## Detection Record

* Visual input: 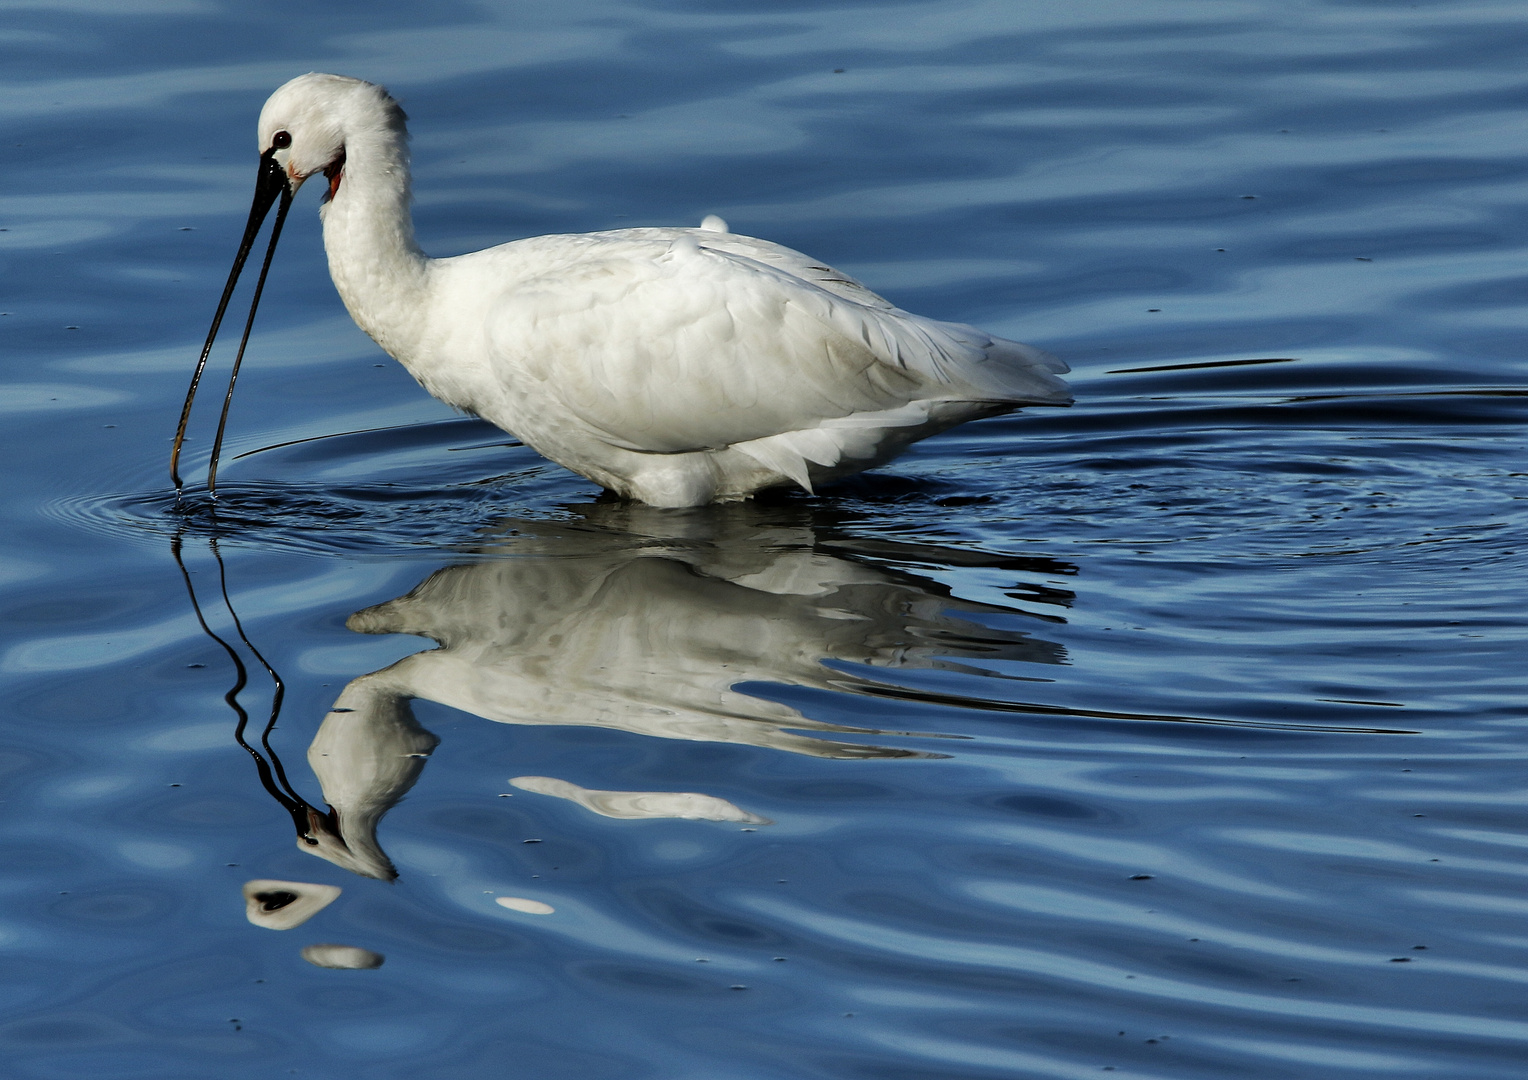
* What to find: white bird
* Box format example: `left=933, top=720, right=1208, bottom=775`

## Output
left=173, top=73, right=1070, bottom=508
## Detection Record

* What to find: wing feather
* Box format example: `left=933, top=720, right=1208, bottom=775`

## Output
left=482, top=229, right=1067, bottom=457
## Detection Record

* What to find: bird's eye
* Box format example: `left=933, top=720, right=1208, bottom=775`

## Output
left=271, top=130, right=292, bottom=150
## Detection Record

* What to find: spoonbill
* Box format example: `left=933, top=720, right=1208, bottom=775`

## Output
left=173, top=73, right=1070, bottom=507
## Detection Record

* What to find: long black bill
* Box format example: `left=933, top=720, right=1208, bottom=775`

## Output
left=170, top=148, right=293, bottom=493
left=206, top=183, right=292, bottom=494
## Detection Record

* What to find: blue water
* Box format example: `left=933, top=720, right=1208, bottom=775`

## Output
left=3, top=1, right=1528, bottom=1076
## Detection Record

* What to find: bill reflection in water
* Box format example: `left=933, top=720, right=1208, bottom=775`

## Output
left=184, top=504, right=1070, bottom=882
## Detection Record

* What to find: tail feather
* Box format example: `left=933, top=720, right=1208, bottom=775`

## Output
left=848, top=302, right=1071, bottom=406
left=975, top=333, right=1072, bottom=403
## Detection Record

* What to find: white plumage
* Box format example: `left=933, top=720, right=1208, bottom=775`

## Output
left=232, top=73, right=1070, bottom=507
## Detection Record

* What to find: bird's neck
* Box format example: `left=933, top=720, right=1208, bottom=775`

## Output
left=319, top=128, right=431, bottom=363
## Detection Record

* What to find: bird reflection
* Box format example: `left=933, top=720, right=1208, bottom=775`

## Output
left=181, top=502, right=1072, bottom=880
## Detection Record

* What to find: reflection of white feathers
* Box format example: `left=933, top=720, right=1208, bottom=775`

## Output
left=342, top=510, right=1061, bottom=759
left=301, top=944, right=384, bottom=969
left=510, top=776, right=770, bottom=824
left=242, top=878, right=341, bottom=930
left=297, top=504, right=1065, bottom=879
left=302, top=678, right=438, bottom=880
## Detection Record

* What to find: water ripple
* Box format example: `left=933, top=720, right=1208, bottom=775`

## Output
left=3, top=1, right=1528, bottom=1077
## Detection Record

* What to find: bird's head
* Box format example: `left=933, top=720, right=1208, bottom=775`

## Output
left=257, top=72, right=402, bottom=200
left=169, top=72, right=406, bottom=493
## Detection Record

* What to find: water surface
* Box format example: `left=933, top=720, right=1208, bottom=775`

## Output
left=3, top=1, right=1527, bottom=1077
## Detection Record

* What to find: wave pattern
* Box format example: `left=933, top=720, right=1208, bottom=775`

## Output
left=1, top=1, right=1527, bottom=1078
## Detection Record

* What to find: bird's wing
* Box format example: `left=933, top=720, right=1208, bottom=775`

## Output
left=651, top=229, right=1065, bottom=381
left=483, top=231, right=1067, bottom=456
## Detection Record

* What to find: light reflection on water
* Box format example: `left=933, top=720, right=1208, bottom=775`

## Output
left=2, top=1, right=1528, bottom=1077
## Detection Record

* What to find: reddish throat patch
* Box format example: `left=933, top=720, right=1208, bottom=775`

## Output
left=323, top=151, right=345, bottom=202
